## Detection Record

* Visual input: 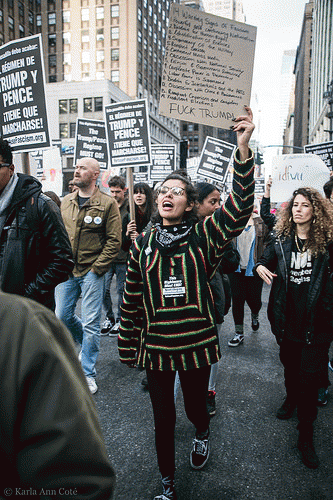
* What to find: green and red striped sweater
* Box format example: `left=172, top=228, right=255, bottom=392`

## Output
left=118, top=150, right=255, bottom=371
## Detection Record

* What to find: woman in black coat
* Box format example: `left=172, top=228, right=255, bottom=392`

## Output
left=254, top=187, right=333, bottom=470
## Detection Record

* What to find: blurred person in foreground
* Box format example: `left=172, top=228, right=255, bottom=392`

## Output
left=0, top=290, right=115, bottom=497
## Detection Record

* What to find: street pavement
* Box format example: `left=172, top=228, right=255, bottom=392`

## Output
left=93, top=282, right=333, bottom=500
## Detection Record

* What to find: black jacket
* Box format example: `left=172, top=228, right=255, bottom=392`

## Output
left=260, top=196, right=276, bottom=230
left=254, top=232, right=333, bottom=345
left=0, top=174, right=74, bottom=310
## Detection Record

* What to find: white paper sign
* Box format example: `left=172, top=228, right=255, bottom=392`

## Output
left=270, top=154, right=330, bottom=203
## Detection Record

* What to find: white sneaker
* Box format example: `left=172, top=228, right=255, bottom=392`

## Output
left=228, top=334, right=244, bottom=347
left=86, top=376, right=98, bottom=394
left=109, top=321, right=120, bottom=337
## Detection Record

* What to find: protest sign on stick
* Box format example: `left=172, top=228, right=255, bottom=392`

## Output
left=159, top=4, right=256, bottom=129
left=105, top=99, right=151, bottom=220
left=0, top=34, right=50, bottom=152
left=74, top=119, right=108, bottom=169
left=270, top=154, right=330, bottom=203
left=197, top=137, right=235, bottom=190
left=150, top=144, right=176, bottom=183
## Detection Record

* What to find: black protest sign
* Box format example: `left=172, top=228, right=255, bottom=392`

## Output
left=0, top=34, right=50, bottom=152
left=150, top=144, right=176, bottom=182
left=104, top=99, right=151, bottom=168
left=74, top=119, right=108, bottom=169
left=197, top=137, right=235, bottom=188
left=304, top=141, right=333, bottom=171
left=132, top=165, right=150, bottom=184
left=254, top=176, right=265, bottom=195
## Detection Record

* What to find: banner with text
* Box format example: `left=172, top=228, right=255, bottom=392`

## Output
left=104, top=99, right=151, bottom=168
left=159, top=4, right=256, bottom=129
left=0, top=34, right=50, bottom=152
left=270, top=154, right=330, bottom=203
left=197, top=137, right=235, bottom=189
left=150, top=144, right=176, bottom=183
left=74, top=119, right=108, bottom=169
left=304, top=141, right=333, bottom=171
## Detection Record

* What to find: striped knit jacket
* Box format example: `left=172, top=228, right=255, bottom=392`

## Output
left=118, top=150, right=255, bottom=371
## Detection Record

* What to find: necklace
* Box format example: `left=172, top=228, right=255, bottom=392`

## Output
left=295, top=233, right=306, bottom=254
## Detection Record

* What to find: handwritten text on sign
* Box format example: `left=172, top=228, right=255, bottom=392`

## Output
left=159, top=4, right=256, bottom=129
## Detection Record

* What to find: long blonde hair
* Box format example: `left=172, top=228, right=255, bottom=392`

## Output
left=275, top=187, right=333, bottom=255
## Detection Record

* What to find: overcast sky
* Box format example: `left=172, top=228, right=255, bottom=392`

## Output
left=242, top=0, right=308, bottom=168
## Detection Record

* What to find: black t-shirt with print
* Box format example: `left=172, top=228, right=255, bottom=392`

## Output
left=285, top=238, right=313, bottom=342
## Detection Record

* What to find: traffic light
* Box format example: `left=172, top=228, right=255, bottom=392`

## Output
left=255, top=150, right=264, bottom=165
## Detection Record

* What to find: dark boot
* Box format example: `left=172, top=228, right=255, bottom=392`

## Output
left=154, top=475, right=177, bottom=500
left=297, top=423, right=319, bottom=469
left=276, top=398, right=296, bottom=420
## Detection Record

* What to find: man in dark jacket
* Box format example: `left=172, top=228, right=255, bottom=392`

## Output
left=0, top=290, right=115, bottom=497
left=0, top=139, right=74, bottom=310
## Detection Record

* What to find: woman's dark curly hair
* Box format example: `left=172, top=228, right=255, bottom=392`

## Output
left=133, top=182, right=154, bottom=220
left=275, top=186, right=333, bottom=255
left=151, top=172, right=199, bottom=225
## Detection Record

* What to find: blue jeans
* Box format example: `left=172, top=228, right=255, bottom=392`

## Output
left=103, top=263, right=127, bottom=321
left=55, top=271, right=105, bottom=378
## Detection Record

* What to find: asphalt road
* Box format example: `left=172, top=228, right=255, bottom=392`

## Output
left=93, top=282, right=333, bottom=500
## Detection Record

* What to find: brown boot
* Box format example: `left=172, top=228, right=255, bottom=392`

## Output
left=297, top=424, right=319, bottom=469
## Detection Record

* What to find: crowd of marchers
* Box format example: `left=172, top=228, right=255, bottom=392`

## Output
left=1, top=105, right=333, bottom=499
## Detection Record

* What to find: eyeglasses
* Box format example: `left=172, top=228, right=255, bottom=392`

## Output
left=157, top=185, right=185, bottom=196
left=0, top=163, right=11, bottom=169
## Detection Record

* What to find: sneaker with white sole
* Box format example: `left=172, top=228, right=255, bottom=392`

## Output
left=109, top=321, right=120, bottom=337
left=190, top=434, right=210, bottom=469
left=228, top=333, right=244, bottom=347
left=100, top=317, right=115, bottom=335
left=86, top=376, right=98, bottom=394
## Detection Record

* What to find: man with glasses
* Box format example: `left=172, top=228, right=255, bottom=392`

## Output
left=56, top=157, right=121, bottom=394
left=0, top=138, right=74, bottom=310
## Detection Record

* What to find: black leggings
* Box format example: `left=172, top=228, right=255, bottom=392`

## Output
left=146, top=366, right=211, bottom=477
left=229, top=270, right=263, bottom=326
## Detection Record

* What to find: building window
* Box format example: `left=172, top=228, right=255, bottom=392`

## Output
left=96, top=71, right=105, bottom=80
left=63, top=53, right=71, bottom=65
left=70, top=122, right=76, bottom=138
left=48, top=33, right=56, bottom=47
left=60, top=123, right=69, bottom=138
left=63, top=10, right=70, bottom=23
left=111, top=5, right=119, bottom=17
left=138, top=7, right=142, bottom=21
left=36, top=14, right=41, bottom=26
left=96, top=28, right=104, bottom=41
left=81, top=8, right=89, bottom=21
left=111, top=70, right=119, bottom=82
left=111, top=26, right=119, bottom=39
left=83, top=97, right=93, bottom=112
left=48, top=12, right=56, bottom=24
left=138, top=30, right=142, bottom=43
left=69, top=99, right=78, bottom=113
left=59, top=100, right=68, bottom=114
left=49, top=54, right=57, bottom=67
left=111, top=48, right=119, bottom=61
left=96, top=50, right=104, bottom=62
left=96, top=6, right=104, bottom=19
left=81, top=30, right=89, bottom=44
left=82, top=51, right=90, bottom=63
left=94, top=97, right=103, bottom=111
left=63, top=32, right=71, bottom=44
left=19, top=24, right=25, bottom=37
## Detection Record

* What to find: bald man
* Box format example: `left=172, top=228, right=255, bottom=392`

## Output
left=55, top=157, right=121, bottom=394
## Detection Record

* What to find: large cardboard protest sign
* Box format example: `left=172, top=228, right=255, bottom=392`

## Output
left=150, top=144, right=176, bottom=183
left=74, top=119, right=108, bottom=170
left=104, top=99, right=151, bottom=168
left=270, top=154, right=330, bottom=203
left=197, top=137, right=235, bottom=188
left=159, top=4, right=256, bottom=129
left=304, top=141, right=333, bottom=171
left=0, top=34, right=50, bottom=152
